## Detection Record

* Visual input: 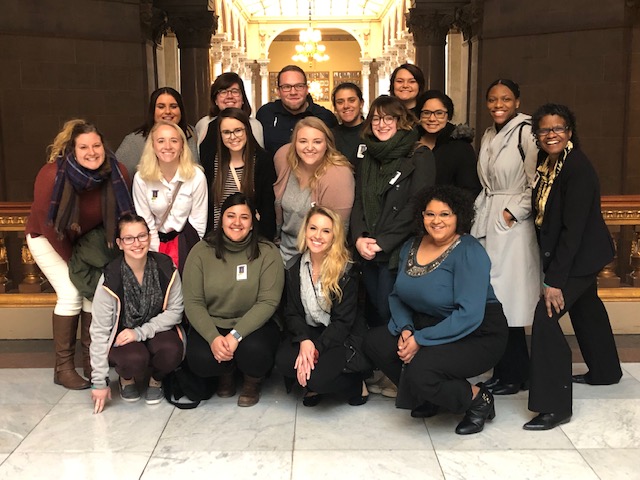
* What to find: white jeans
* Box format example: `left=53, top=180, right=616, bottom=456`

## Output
left=26, top=234, right=91, bottom=316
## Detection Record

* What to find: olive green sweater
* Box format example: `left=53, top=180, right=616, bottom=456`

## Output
left=182, top=235, right=284, bottom=343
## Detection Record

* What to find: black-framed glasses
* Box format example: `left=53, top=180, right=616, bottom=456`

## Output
left=420, top=109, right=448, bottom=120
left=221, top=127, right=246, bottom=139
left=217, top=88, right=241, bottom=97
left=536, top=126, right=570, bottom=137
left=120, top=233, right=149, bottom=245
left=279, top=83, right=307, bottom=92
left=371, top=115, right=397, bottom=125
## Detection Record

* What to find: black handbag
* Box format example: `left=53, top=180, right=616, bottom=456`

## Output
left=343, top=334, right=373, bottom=374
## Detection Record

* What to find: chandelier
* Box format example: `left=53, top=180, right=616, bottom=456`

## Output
left=292, top=1, right=329, bottom=64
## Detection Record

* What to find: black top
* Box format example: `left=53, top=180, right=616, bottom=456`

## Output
left=332, top=122, right=366, bottom=170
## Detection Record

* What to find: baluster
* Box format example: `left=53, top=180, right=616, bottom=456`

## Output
left=598, top=231, right=620, bottom=287
left=0, top=234, right=13, bottom=293
left=629, top=232, right=640, bottom=287
left=18, top=236, right=48, bottom=293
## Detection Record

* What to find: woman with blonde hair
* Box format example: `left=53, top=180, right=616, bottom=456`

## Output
left=133, top=120, right=208, bottom=274
left=26, top=119, right=134, bottom=389
left=276, top=206, right=369, bottom=406
left=273, top=116, right=355, bottom=264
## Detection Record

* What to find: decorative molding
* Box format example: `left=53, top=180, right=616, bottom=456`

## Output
left=405, top=7, right=454, bottom=47
left=167, top=11, right=218, bottom=48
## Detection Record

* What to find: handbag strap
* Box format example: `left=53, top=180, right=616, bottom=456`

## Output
left=158, top=181, right=184, bottom=228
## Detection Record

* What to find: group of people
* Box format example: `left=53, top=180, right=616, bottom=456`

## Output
left=25, top=61, right=621, bottom=435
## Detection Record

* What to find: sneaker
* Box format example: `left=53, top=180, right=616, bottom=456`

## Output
left=119, top=377, right=140, bottom=402
left=145, top=384, right=164, bottom=405
left=380, top=377, right=398, bottom=398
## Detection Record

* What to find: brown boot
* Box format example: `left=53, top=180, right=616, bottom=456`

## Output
left=217, top=370, right=237, bottom=398
left=52, top=313, right=90, bottom=390
left=237, top=375, right=262, bottom=407
left=80, top=311, right=92, bottom=380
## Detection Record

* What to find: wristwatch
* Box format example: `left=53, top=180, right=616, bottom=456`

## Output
left=230, top=329, right=243, bottom=342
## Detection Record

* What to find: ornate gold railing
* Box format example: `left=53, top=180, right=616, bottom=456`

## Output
left=0, top=197, right=639, bottom=307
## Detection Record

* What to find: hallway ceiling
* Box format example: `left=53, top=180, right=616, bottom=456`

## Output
left=235, top=0, right=392, bottom=19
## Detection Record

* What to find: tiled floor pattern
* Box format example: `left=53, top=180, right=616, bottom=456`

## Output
left=0, top=364, right=639, bottom=479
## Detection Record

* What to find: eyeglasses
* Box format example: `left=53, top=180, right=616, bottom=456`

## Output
left=120, top=233, right=149, bottom=245
left=217, top=88, right=241, bottom=97
left=221, top=127, right=246, bottom=139
left=535, top=126, right=570, bottom=137
left=422, top=211, right=455, bottom=220
left=279, top=83, right=307, bottom=92
left=371, top=115, right=397, bottom=126
left=420, top=110, right=448, bottom=120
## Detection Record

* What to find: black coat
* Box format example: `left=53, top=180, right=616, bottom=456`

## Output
left=283, top=256, right=365, bottom=354
left=533, top=147, right=614, bottom=289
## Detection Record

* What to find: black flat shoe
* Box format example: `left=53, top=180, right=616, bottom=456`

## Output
left=491, top=381, right=529, bottom=395
left=572, top=374, right=590, bottom=384
left=483, top=376, right=501, bottom=390
left=411, top=401, right=439, bottom=418
left=455, top=384, right=495, bottom=435
left=348, top=394, right=369, bottom=406
left=302, top=393, right=323, bottom=407
left=523, top=412, right=571, bottom=431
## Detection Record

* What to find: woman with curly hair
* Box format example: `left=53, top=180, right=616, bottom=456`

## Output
left=273, top=117, right=355, bottom=264
left=276, top=206, right=369, bottom=406
left=365, top=185, right=508, bottom=435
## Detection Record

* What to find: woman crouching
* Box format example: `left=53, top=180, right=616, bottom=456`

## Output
left=365, top=185, right=508, bottom=434
left=90, top=214, right=185, bottom=413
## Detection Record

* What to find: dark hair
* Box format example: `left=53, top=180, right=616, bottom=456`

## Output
left=277, top=65, right=307, bottom=86
left=214, top=108, right=258, bottom=208
left=116, top=213, right=149, bottom=239
left=389, top=63, right=425, bottom=97
left=414, top=185, right=475, bottom=235
left=331, top=82, right=364, bottom=106
left=362, top=95, right=416, bottom=137
left=205, top=192, right=261, bottom=261
left=416, top=89, right=455, bottom=120
left=135, top=87, right=192, bottom=139
left=485, top=79, right=520, bottom=99
left=209, top=72, right=252, bottom=117
left=531, top=103, right=580, bottom=149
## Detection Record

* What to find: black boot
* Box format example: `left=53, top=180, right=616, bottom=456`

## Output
left=455, top=383, right=495, bottom=435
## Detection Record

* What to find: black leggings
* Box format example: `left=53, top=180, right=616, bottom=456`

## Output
left=187, top=322, right=280, bottom=378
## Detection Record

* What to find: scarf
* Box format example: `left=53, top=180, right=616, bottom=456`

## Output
left=534, top=140, right=573, bottom=228
left=121, top=255, right=164, bottom=329
left=47, top=150, right=134, bottom=245
left=361, top=128, right=419, bottom=233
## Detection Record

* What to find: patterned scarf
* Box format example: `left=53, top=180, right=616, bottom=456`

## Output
left=121, top=256, right=164, bottom=329
left=47, top=150, right=133, bottom=245
left=534, top=140, right=573, bottom=228
left=360, top=128, right=419, bottom=233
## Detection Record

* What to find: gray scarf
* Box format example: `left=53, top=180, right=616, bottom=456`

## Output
left=121, top=256, right=163, bottom=329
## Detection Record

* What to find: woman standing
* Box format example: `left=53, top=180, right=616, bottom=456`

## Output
left=273, top=117, right=355, bottom=264
left=351, top=95, right=436, bottom=328
left=389, top=64, right=425, bottom=119
left=523, top=104, right=621, bottom=430
left=470, top=79, right=540, bottom=395
left=183, top=193, right=284, bottom=407
left=26, top=119, right=134, bottom=389
left=415, top=90, right=481, bottom=196
left=90, top=214, right=184, bottom=412
left=208, top=108, right=276, bottom=239
left=116, top=87, right=199, bottom=178
left=132, top=121, right=208, bottom=274
left=331, top=82, right=366, bottom=169
left=365, top=185, right=507, bottom=435
left=276, top=206, right=369, bottom=406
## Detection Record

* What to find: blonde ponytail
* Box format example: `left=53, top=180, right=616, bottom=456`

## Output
left=46, top=119, right=87, bottom=163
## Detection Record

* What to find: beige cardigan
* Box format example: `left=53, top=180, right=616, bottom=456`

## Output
left=273, top=143, right=355, bottom=229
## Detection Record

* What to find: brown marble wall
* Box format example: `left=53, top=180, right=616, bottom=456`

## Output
left=475, top=0, right=638, bottom=194
left=0, top=0, right=149, bottom=202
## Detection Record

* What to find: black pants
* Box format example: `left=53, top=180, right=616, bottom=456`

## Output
left=529, top=275, right=622, bottom=414
left=361, top=261, right=397, bottom=328
left=275, top=327, right=361, bottom=397
left=491, top=326, right=530, bottom=384
left=187, top=322, right=280, bottom=379
left=365, top=303, right=508, bottom=414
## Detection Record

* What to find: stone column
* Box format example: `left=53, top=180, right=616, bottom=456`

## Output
left=166, top=10, right=218, bottom=123
left=406, top=7, right=455, bottom=91
left=369, top=58, right=379, bottom=103
left=139, top=0, right=169, bottom=97
left=360, top=59, right=372, bottom=109
left=222, top=41, right=235, bottom=73
left=258, top=59, right=270, bottom=106
left=211, top=34, right=226, bottom=80
left=248, top=60, right=262, bottom=112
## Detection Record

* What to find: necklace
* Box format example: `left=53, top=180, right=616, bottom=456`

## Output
left=406, top=235, right=461, bottom=277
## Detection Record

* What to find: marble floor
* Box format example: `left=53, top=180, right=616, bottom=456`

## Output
left=0, top=364, right=639, bottom=480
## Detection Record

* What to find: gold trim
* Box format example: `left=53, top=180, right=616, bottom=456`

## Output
left=0, top=293, right=57, bottom=307
left=599, top=287, right=640, bottom=301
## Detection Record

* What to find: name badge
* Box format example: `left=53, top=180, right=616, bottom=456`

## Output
left=357, top=144, right=367, bottom=158
left=389, top=171, right=401, bottom=185
left=151, top=190, right=158, bottom=201
left=236, top=264, right=248, bottom=281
